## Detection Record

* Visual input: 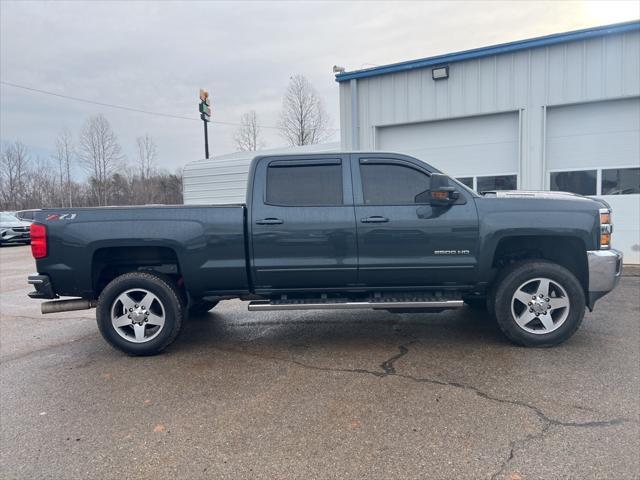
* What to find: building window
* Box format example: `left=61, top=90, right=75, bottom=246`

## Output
left=360, top=163, right=431, bottom=205
left=266, top=163, right=343, bottom=206
left=550, top=170, right=597, bottom=196
left=601, top=168, right=640, bottom=195
left=456, top=177, right=474, bottom=189
left=476, top=175, right=517, bottom=192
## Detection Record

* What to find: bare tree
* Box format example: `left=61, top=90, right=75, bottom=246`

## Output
left=136, top=134, right=157, bottom=204
left=278, top=74, right=330, bottom=146
left=234, top=110, right=264, bottom=151
left=24, top=157, right=58, bottom=210
left=0, top=141, right=29, bottom=210
left=110, top=171, right=133, bottom=206
left=154, top=168, right=183, bottom=205
left=54, top=129, right=75, bottom=207
left=78, top=114, right=122, bottom=206
left=0, top=130, right=183, bottom=209
left=136, top=134, right=157, bottom=181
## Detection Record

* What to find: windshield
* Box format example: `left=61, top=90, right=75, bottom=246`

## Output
left=0, top=212, right=19, bottom=222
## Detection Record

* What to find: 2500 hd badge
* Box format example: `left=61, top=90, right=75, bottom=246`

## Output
left=434, top=250, right=471, bottom=255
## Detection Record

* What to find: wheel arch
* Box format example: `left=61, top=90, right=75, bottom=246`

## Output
left=488, top=235, right=589, bottom=297
left=91, top=246, right=185, bottom=300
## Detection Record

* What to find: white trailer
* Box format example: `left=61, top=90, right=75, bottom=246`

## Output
left=183, top=142, right=340, bottom=205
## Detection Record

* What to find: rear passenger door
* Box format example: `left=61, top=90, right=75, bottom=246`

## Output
left=250, top=155, right=358, bottom=290
left=352, top=154, right=479, bottom=288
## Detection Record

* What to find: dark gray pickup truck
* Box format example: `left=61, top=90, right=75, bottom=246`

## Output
left=27, top=152, right=623, bottom=355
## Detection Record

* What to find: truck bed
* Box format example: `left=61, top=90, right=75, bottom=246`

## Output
left=33, top=204, right=249, bottom=299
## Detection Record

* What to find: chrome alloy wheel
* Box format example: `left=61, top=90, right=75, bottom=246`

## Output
left=510, top=277, right=570, bottom=334
left=111, top=288, right=166, bottom=343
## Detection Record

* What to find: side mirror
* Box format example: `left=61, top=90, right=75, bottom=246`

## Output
left=429, top=173, right=459, bottom=206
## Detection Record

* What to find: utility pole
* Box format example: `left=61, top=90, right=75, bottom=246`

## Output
left=199, top=89, right=212, bottom=159
left=203, top=118, right=209, bottom=159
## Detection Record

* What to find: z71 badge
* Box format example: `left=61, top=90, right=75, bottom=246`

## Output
left=46, top=213, right=77, bottom=221
left=434, top=250, right=470, bottom=255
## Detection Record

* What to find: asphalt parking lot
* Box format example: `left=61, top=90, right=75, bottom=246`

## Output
left=0, top=245, right=638, bottom=479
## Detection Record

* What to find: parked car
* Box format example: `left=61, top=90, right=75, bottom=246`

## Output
left=15, top=209, right=39, bottom=222
left=27, top=152, right=622, bottom=355
left=0, top=212, right=31, bottom=245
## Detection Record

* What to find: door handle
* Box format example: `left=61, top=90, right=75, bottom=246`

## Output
left=360, top=216, right=389, bottom=223
left=255, top=218, right=284, bottom=225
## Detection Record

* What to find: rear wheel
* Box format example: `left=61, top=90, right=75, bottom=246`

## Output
left=492, top=260, right=585, bottom=347
left=96, top=272, right=185, bottom=355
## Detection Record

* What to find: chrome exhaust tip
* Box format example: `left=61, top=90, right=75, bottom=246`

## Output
left=41, top=299, right=97, bottom=314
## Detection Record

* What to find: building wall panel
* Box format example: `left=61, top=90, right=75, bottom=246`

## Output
left=622, top=31, right=640, bottom=95
left=584, top=38, right=605, bottom=99
left=604, top=35, right=624, bottom=96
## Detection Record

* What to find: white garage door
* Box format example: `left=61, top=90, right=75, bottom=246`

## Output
left=546, top=98, right=640, bottom=263
left=376, top=112, right=520, bottom=188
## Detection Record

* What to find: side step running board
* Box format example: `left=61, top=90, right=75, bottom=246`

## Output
left=248, top=299, right=464, bottom=311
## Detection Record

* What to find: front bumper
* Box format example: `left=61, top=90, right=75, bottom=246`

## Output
left=0, top=228, right=30, bottom=244
left=586, top=249, right=623, bottom=310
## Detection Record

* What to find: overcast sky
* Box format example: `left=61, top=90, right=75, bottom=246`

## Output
left=1, top=0, right=638, bottom=176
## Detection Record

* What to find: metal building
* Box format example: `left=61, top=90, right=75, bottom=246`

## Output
left=336, top=21, right=640, bottom=263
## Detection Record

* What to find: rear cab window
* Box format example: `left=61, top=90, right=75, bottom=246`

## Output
left=265, top=160, right=343, bottom=206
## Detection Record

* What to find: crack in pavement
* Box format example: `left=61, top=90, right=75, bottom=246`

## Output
left=213, top=338, right=635, bottom=480
left=488, top=415, right=630, bottom=480
left=380, top=340, right=416, bottom=374
left=489, top=425, right=553, bottom=480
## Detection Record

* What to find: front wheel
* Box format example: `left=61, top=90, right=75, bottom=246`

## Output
left=96, top=272, right=185, bottom=355
left=492, top=260, right=585, bottom=347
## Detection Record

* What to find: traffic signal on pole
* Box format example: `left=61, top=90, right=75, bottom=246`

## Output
left=199, top=89, right=211, bottom=122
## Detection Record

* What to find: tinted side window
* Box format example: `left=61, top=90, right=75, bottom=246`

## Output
left=360, top=163, right=430, bottom=205
left=456, top=177, right=474, bottom=189
left=266, top=163, right=343, bottom=206
left=550, top=170, right=597, bottom=196
left=477, top=175, right=517, bottom=192
left=601, top=167, right=640, bottom=195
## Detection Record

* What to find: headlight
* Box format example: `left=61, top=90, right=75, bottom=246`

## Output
left=599, top=208, right=612, bottom=250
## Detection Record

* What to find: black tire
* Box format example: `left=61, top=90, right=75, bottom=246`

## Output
left=96, top=272, right=185, bottom=356
left=492, top=260, right=585, bottom=347
left=188, top=300, right=219, bottom=316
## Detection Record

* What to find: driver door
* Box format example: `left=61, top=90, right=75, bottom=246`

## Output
left=352, top=154, right=479, bottom=288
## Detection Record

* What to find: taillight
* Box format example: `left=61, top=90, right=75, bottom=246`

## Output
left=599, top=208, right=612, bottom=250
left=30, top=223, right=47, bottom=259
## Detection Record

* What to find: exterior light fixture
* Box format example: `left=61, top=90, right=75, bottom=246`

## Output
left=432, top=66, right=449, bottom=80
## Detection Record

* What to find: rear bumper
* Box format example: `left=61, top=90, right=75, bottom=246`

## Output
left=27, top=274, right=58, bottom=299
left=586, top=249, right=623, bottom=310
